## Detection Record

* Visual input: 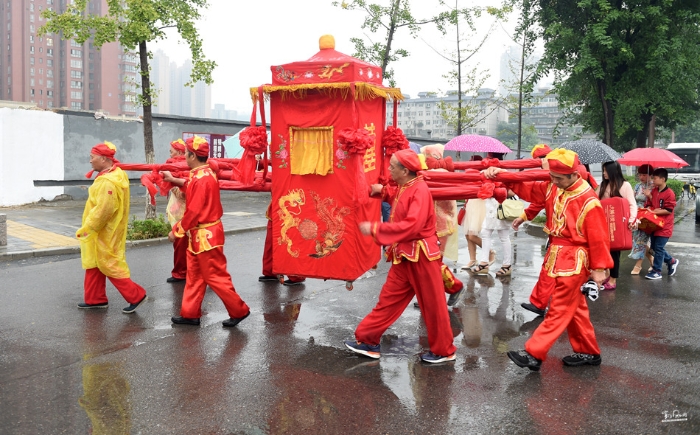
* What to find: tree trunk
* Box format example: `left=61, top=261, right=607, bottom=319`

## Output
left=381, top=0, right=400, bottom=77
left=648, top=114, right=656, bottom=148
left=596, top=79, right=614, bottom=146
left=517, top=30, right=526, bottom=158
left=455, top=0, right=462, bottom=136
left=139, top=40, right=156, bottom=219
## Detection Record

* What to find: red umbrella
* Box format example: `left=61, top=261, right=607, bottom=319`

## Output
left=444, top=134, right=512, bottom=153
left=617, top=148, right=689, bottom=168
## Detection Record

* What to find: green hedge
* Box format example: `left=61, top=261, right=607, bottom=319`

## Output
left=127, top=215, right=172, bottom=240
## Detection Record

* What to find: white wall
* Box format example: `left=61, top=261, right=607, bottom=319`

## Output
left=0, top=108, right=65, bottom=206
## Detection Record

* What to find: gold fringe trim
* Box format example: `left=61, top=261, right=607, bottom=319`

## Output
left=250, top=83, right=403, bottom=103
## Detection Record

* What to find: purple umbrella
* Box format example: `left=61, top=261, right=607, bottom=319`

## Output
left=444, top=134, right=512, bottom=154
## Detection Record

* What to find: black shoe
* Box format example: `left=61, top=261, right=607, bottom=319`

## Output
left=258, top=275, right=279, bottom=282
left=166, top=276, right=186, bottom=283
left=283, top=279, right=305, bottom=286
left=122, top=295, right=147, bottom=314
left=222, top=311, right=250, bottom=328
left=507, top=350, right=542, bottom=371
left=447, top=288, right=466, bottom=307
left=77, top=302, right=108, bottom=309
left=171, top=316, right=201, bottom=326
left=562, top=353, right=602, bottom=367
left=521, top=302, right=546, bottom=316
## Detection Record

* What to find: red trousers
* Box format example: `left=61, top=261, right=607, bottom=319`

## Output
left=529, top=266, right=555, bottom=310
left=525, top=273, right=600, bottom=361
left=262, top=220, right=304, bottom=282
left=355, top=256, right=457, bottom=357
left=84, top=268, right=146, bottom=305
left=441, top=263, right=463, bottom=294
left=171, top=234, right=188, bottom=280
left=181, top=246, right=250, bottom=319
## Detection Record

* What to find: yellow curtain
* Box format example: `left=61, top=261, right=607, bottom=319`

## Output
left=290, top=127, right=334, bottom=176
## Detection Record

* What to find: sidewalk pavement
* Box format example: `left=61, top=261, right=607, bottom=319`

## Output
left=0, top=191, right=271, bottom=262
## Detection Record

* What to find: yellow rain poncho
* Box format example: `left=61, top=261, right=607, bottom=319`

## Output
left=77, top=167, right=131, bottom=278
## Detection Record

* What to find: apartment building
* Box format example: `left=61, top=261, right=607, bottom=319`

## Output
left=0, top=0, right=138, bottom=115
left=387, top=88, right=508, bottom=140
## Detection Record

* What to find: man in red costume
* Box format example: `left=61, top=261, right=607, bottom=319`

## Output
left=77, top=142, right=148, bottom=314
left=486, top=149, right=612, bottom=371
left=165, top=139, right=188, bottom=283
left=259, top=202, right=306, bottom=286
left=345, top=149, right=457, bottom=364
left=513, top=144, right=600, bottom=317
left=168, top=136, right=251, bottom=327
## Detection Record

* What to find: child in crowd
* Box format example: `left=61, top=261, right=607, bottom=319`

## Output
left=644, top=168, right=680, bottom=280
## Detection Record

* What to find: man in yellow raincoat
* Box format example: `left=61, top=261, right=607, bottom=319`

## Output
left=76, top=142, right=147, bottom=314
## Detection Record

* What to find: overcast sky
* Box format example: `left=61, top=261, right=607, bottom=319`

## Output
left=151, top=0, right=525, bottom=113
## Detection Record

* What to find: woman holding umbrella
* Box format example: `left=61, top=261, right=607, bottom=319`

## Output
left=629, top=165, right=655, bottom=274
left=596, top=161, right=637, bottom=290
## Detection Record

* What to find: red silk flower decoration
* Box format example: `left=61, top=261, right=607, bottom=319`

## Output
left=478, top=182, right=495, bottom=200
left=338, top=128, right=373, bottom=205
left=381, top=126, right=409, bottom=157
left=238, top=126, right=268, bottom=185
left=338, top=128, right=373, bottom=155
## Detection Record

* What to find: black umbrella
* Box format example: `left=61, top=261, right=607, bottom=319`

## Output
left=556, top=139, right=622, bottom=164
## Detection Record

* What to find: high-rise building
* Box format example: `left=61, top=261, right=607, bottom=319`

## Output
left=150, top=51, right=211, bottom=118
left=0, top=0, right=139, bottom=115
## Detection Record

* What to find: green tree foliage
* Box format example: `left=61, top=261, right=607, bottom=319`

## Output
left=532, top=0, right=700, bottom=149
left=496, top=121, right=540, bottom=154
left=40, top=0, right=216, bottom=166
left=674, top=119, right=700, bottom=143
left=333, top=0, right=494, bottom=87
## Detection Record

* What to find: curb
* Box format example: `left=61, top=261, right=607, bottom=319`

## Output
left=0, top=225, right=268, bottom=262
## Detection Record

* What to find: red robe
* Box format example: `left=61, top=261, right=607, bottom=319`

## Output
left=173, top=165, right=249, bottom=319
left=356, top=176, right=457, bottom=357
left=511, top=177, right=613, bottom=361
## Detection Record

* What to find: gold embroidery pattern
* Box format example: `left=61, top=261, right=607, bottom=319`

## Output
left=309, top=191, right=351, bottom=258
left=548, top=181, right=590, bottom=236
left=278, top=189, right=305, bottom=257
left=576, top=198, right=601, bottom=237
left=363, top=123, right=376, bottom=172
left=545, top=246, right=589, bottom=278
left=318, top=62, right=350, bottom=79
left=194, top=228, right=214, bottom=252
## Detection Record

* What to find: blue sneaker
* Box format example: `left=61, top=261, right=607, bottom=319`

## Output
left=419, top=351, right=456, bottom=364
left=668, top=259, right=679, bottom=276
left=645, top=271, right=662, bottom=280
left=344, top=340, right=380, bottom=359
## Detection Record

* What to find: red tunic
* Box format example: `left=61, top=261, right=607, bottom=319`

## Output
left=512, top=178, right=613, bottom=275
left=173, top=165, right=225, bottom=254
left=371, top=176, right=442, bottom=264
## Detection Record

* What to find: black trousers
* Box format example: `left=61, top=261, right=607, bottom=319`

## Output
left=610, top=250, right=621, bottom=278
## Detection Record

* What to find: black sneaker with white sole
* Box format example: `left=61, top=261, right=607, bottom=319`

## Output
left=77, top=302, right=108, bottom=309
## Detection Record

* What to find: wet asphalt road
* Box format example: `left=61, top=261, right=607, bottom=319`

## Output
left=1, top=216, right=699, bottom=434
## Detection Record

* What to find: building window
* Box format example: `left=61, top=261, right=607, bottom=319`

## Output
left=47, top=80, right=53, bottom=88
left=71, top=91, right=83, bottom=99
left=30, top=46, right=35, bottom=54
left=47, top=90, right=53, bottom=97
left=30, top=79, right=35, bottom=86
left=30, top=35, right=34, bottom=43
left=71, top=80, right=82, bottom=89
left=47, top=70, right=53, bottom=77
left=71, top=40, right=81, bottom=47
left=47, top=49, right=53, bottom=57
left=30, top=57, right=35, bottom=65
left=70, top=60, right=82, bottom=68
left=70, top=70, right=82, bottom=78
left=70, top=49, right=81, bottom=57
left=48, top=101, right=54, bottom=108
left=47, top=38, right=53, bottom=46
left=30, top=68, right=35, bottom=75
left=31, top=89, right=35, bottom=96
left=71, top=102, right=82, bottom=109
left=47, top=59, right=53, bottom=67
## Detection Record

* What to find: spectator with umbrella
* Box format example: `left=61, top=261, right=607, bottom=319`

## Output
left=596, top=161, right=637, bottom=290
left=629, top=165, right=655, bottom=275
